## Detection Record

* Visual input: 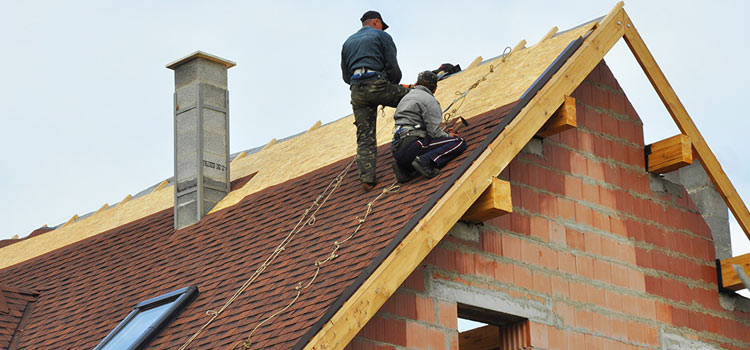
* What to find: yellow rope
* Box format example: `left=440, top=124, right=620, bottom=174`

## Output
left=178, top=159, right=356, bottom=350
left=442, top=46, right=512, bottom=126
left=234, top=182, right=400, bottom=349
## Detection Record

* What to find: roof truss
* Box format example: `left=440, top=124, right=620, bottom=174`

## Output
left=303, top=2, right=750, bottom=348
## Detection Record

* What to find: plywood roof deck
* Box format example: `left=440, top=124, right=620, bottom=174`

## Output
left=0, top=20, right=595, bottom=269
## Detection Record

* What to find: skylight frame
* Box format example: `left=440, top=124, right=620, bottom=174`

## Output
left=94, top=286, right=198, bottom=350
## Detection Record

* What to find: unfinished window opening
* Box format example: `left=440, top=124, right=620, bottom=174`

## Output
left=95, top=286, right=198, bottom=350
left=457, top=303, right=529, bottom=350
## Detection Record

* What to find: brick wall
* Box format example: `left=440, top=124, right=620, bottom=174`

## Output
left=346, top=61, right=750, bottom=350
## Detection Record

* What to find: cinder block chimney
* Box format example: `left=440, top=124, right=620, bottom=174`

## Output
left=167, top=51, right=236, bottom=229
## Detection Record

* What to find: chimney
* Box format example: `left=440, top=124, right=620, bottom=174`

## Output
left=167, top=51, right=236, bottom=229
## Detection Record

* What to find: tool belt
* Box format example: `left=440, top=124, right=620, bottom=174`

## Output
left=351, top=68, right=385, bottom=81
left=391, top=126, right=427, bottom=153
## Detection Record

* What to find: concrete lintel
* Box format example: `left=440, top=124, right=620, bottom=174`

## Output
left=660, top=328, right=721, bottom=350
left=428, top=278, right=553, bottom=325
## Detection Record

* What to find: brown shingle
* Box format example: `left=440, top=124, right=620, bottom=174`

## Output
left=0, top=102, right=515, bottom=349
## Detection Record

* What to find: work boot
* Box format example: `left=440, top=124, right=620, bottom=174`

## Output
left=392, top=162, right=414, bottom=183
left=411, top=156, right=439, bottom=178
left=361, top=181, right=376, bottom=192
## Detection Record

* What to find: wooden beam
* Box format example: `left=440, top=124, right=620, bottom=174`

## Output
left=231, top=151, right=247, bottom=164
left=718, top=253, right=750, bottom=291
left=646, top=134, right=692, bottom=173
left=307, top=120, right=322, bottom=133
left=459, top=325, right=501, bottom=350
left=304, top=3, right=626, bottom=350
left=153, top=180, right=169, bottom=192
left=462, top=178, right=512, bottom=222
left=537, top=95, right=577, bottom=137
left=61, top=214, right=79, bottom=228
left=262, top=138, right=277, bottom=151
left=622, top=13, right=750, bottom=240
left=541, top=26, right=559, bottom=42
left=512, top=39, right=527, bottom=53
left=466, top=56, right=483, bottom=70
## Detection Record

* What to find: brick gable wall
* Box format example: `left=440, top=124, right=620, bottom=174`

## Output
left=345, top=61, right=750, bottom=350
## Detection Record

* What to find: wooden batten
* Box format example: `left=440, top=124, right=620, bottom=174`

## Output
left=537, top=95, right=577, bottom=138
left=462, top=178, right=512, bottom=223
left=307, top=120, right=322, bottom=133
left=541, top=26, right=559, bottom=42
left=718, top=253, right=750, bottom=291
left=459, top=325, right=501, bottom=350
left=466, top=56, right=483, bottom=70
left=646, top=134, right=692, bottom=173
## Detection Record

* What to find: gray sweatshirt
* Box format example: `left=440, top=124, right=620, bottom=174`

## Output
left=393, top=85, right=449, bottom=139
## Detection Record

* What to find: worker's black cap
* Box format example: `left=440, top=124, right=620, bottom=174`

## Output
left=360, top=10, right=389, bottom=30
left=417, top=71, right=439, bottom=88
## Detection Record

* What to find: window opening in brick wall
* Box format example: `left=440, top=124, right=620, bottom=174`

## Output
left=457, top=303, right=530, bottom=350
left=95, top=286, right=198, bottom=350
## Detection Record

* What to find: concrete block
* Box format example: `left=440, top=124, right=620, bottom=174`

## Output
left=660, top=329, right=720, bottom=350
left=521, top=137, right=544, bottom=157
left=447, top=222, right=480, bottom=243
left=173, top=57, right=229, bottom=89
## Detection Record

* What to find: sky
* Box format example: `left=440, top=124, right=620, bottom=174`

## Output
left=1, top=0, right=749, bottom=264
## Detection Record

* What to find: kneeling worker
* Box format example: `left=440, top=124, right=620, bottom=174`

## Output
left=391, top=71, right=467, bottom=183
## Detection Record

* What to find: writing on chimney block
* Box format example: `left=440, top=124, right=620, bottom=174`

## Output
left=203, top=160, right=226, bottom=172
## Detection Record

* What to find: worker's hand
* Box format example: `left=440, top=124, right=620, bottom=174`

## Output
left=448, top=128, right=458, bottom=137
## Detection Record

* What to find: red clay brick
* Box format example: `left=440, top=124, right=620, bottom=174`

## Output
left=567, top=230, right=585, bottom=251
left=558, top=251, right=577, bottom=275
left=511, top=214, right=530, bottom=236
left=502, top=234, right=522, bottom=261
left=550, top=275, right=569, bottom=298
left=481, top=231, right=502, bottom=256
left=548, top=221, right=566, bottom=245
left=570, top=152, right=587, bottom=175
left=575, top=309, right=594, bottom=331
left=578, top=132, right=595, bottom=154
left=557, top=197, right=576, bottom=221
left=569, top=281, right=588, bottom=304
left=584, top=233, right=602, bottom=255
left=455, top=251, right=475, bottom=275
left=513, top=265, right=534, bottom=290
left=593, top=259, right=612, bottom=284
left=529, top=216, right=549, bottom=242
left=539, top=246, right=558, bottom=270
left=533, top=271, right=552, bottom=295
left=493, top=261, right=514, bottom=284
left=575, top=255, right=594, bottom=279
left=604, top=289, right=623, bottom=312
left=437, top=300, right=457, bottom=329
left=530, top=322, right=550, bottom=348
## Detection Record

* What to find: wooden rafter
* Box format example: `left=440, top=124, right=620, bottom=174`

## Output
left=622, top=14, right=750, bottom=240
left=303, top=3, right=626, bottom=349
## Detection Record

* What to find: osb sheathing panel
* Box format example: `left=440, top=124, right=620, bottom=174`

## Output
left=0, top=23, right=594, bottom=269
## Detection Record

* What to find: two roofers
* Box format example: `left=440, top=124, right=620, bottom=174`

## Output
left=341, top=11, right=467, bottom=190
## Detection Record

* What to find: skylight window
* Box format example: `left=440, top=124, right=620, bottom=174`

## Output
left=95, top=286, right=198, bottom=350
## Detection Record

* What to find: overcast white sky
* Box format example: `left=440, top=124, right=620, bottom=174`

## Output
left=1, top=0, right=749, bottom=260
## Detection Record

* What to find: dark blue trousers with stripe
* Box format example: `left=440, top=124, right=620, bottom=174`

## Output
left=392, top=135, right=467, bottom=173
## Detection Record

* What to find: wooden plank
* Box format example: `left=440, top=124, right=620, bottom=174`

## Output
left=718, top=253, right=750, bottom=291
left=462, top=178, right=512, bottom=222
left=541, top=26, right=559, bottom=42
left=307, top=120, right=322, bottom=133
left=466, top=56, right=483, bottom=70
left=646, top=134, right=692, bottom=173
left=537, top=95, right=577, bottom=137
left=459, top=325, right=501, bottom=350
left=61, top=214, right=79, bottom=228
left=231, top=151, right=247, bottom=164
left=153, top=180, right=169, bottom=192
left=262, top=138, right=277, bottom=151
left=622, top=14, right=750, bottom=240
left=304, top=3, right=626, bottom=349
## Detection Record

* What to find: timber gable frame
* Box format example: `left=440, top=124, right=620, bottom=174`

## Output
left=2, top=2, right=750, bottom=348
left=303, top=2, right=750, bottom=349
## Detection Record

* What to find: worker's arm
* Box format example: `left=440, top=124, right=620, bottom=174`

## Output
left=380, top=32, right=401, bottom=84
left=341, top=48, right=351, bottom=84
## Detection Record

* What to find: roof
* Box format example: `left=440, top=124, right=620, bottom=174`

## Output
left=1, top=2, right=749, bottom=349
left=0, top=285, right=37, bottom=348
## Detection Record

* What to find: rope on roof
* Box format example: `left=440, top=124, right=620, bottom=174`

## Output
left=233, top=181, right=400, bottom=350
left=178, top=159, right=356, bottom=350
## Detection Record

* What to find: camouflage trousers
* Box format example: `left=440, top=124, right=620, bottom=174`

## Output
left=350, top=77, right=410, bottom=184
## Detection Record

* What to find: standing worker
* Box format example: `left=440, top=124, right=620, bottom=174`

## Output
left=390, top=71, right=467, bottom=183
left=341, top=10, right=410, bottom=191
